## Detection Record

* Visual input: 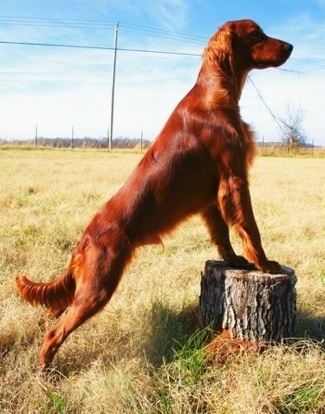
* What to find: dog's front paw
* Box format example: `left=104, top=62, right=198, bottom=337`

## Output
left=225, top=255, right=256, bottom=270
left=258, top=260, right=282, bottom=274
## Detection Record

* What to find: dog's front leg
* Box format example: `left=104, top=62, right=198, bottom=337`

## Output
left=202, top=205, right=255, bottom=270
left=218, top=176, right=281, bottom=274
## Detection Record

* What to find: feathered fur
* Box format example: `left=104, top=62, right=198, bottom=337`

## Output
left=16, top=271, right=75, bottom=311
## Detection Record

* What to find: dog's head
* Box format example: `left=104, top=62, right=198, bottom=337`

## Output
left=204, top=19, right=293, bottom=74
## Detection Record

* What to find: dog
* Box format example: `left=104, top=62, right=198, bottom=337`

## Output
left=16, top=19, right=293, bottom=370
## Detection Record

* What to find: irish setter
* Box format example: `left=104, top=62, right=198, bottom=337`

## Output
left=16, top=20, right=293, bottom=370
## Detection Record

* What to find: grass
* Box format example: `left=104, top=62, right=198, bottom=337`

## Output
left=0, top=148, right=325, bottom=413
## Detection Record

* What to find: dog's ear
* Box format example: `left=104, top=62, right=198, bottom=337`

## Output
left=203, top=28, right=235, bottom=74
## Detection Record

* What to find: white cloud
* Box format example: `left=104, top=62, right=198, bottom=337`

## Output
left=153, top=0, right=189, bottom=31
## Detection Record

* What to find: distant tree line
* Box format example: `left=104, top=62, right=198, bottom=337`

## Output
left=0, top=136, right=152, bottom=150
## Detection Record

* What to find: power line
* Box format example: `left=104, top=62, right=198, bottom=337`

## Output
left=248, top=76, right=286, bottom=135
left=0, top=15, right=116, bottom=29
left=1, top=16, right=325, bottom=67
left=121, top=28, right=205, bottom=45
left=0, top=40, right=111, bottom=50
left=292, top=55, right=325, bottom=68
left=3, top=39, right=324, bottom=69
left=0, top=17, right=323, bottom=142
left=120, top=21, right=207, bottom=44
left=0, top=40, right=201, bottom=57
left=0, top=15, right=207, bottom=44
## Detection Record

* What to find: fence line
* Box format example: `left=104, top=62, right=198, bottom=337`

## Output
left=0, top=136, right=323, bottom=156
left=257, top=142, right=323, bottom=157
left=0, top=136, right=152, bottom=150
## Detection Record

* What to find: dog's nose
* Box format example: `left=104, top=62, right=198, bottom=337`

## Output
left=285, top=43, right=293, bottom=53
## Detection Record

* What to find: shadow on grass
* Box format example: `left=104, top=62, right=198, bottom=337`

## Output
left=295, top=308, right=325, bottom=342
left=141, top=301, right=325, bottom=369
left=140, top=300, right=208, bottom=368
left=142, top=299, right=325, bottom=359
left=12, top=299, right=324, bottom=376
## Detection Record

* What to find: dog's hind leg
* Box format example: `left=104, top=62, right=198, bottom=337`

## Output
left=39, top=238, right=132, bottom=371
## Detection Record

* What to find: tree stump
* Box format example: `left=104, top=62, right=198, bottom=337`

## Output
left=199, top=260, right=297, bottom=343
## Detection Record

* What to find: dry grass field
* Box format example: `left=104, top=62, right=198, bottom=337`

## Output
left=0, top=148, right=325, bottom=413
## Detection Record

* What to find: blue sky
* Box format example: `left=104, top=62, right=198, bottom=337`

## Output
left=0, top=0, right=324, bottom=145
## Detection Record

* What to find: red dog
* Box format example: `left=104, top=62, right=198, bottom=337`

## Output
left=16, top=19, right=293, bottom=370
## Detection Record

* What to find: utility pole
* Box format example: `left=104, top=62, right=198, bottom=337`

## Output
left=71, top=126, right=74, bottom=149
left=108, top=22, right=119, bottom=150
left=35, top=124, right=38, bottom=147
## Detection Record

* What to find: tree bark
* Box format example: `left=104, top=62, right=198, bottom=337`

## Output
left=199, top=260, right=297, bottom=342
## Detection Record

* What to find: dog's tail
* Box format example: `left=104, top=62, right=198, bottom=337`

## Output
left=16, top=270, right=76, bottom=312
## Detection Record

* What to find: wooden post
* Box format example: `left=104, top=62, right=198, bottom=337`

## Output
left=199, top=260, right=297, bottom=343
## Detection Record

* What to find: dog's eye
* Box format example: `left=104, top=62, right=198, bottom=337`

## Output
left=249, top=30, right=266, bottom=41
left=250, top=30, right=260, bottom=37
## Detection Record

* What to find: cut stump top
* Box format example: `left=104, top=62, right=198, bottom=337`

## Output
left=204, top=260, right=297, bottom=286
